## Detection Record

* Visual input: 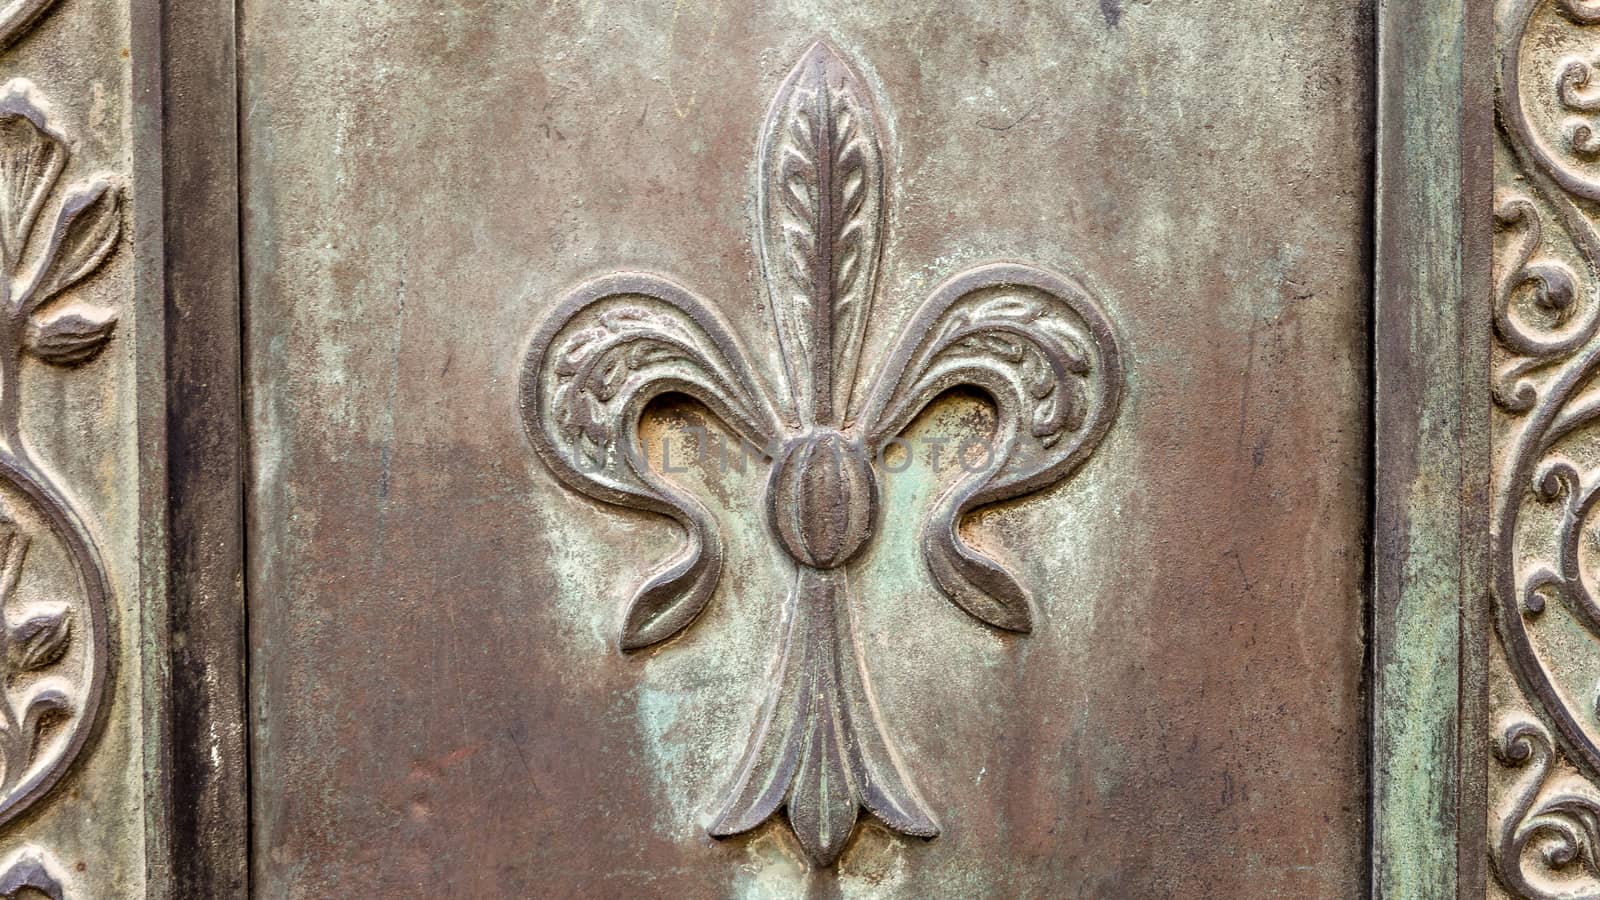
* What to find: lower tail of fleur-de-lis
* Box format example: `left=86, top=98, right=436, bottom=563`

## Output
left=709, top=565, right=937, bottom=865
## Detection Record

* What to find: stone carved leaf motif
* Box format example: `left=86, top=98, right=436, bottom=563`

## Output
left=1493, top=195, right=1593, bottom=394
left=1493, top=719, right=1600, bottom=899
left=6, top=606, right=65, bottom=673
left=0, top=82, right=121, bottom=363
left=0, top=88, right=64, bottom=279
left=0, top=522, right=59, bottom=785
left=1500, top=0, right=1600, bottom=202
left=25, top=307, right=115, bottom=367
left=758, top=41, right=884, bottom=426
left=21, top=177, right=122, bottom=317
left=0, top=512, right=92, bottom=815
left=1498, top=0, right=1600, bottom=785
left=708, top=567, right=938, bottom=866
left=522, top=274, right=782, bottom=650
left=0, top=78, right=119, bottom=837
left=860, top=264, right=1123, bottom=633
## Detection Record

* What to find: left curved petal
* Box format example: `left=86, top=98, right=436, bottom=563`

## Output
left=0, top=80, right=65, bottom=274
left=18, top=177, right=123, bottom=316
left=859, top=263, right=1124, bottom=632
left=521, top=273, right=782, bottom=650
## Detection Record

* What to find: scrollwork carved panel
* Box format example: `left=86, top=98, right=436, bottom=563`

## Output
left=1486, top=1, right=1600, bottom=896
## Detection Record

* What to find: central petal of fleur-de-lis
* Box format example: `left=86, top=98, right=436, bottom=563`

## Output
left=521, top=40, right=1124, bottom=867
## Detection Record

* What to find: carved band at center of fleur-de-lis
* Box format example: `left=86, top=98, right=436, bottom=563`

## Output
left=521, top=40, right=1124, bottom=867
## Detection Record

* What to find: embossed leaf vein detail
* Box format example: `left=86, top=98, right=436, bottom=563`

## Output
left=522, top=41, right=1123, bottom=867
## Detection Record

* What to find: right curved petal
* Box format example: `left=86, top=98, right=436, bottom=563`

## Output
left=520, top=273, right=782, bottom=650
left=857, top=263, right=1124, bottom=633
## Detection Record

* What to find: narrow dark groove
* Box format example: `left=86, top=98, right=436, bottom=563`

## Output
left=812, top=53, right=836, bottom=426
left=1456, top=3, right=1494, bottom=894
left=1362, top=0, right=1383, bottom=895
left=234, top=0, right=255, bottom=892
left=163, top=0, right=251, bottom=893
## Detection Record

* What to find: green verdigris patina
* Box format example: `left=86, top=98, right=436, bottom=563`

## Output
left=242, top=1, right=1372, bottom=895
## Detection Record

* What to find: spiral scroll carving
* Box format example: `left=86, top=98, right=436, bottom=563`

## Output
left=1487, top=2, right=1600, bottom=896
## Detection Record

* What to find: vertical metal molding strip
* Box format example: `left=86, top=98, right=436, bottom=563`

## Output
left=1371, top=0, right=1493, bottom=897
left=131, top=0, right=170, bottom=895
left=158, top=0, right=248, bottom=895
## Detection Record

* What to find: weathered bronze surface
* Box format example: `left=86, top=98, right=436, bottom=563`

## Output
left=1368, top=0, right=1494, bottom=894
left=243, top=2, right=1371, bottom=896
left=521, top=42, right=1123, bottom=867
left=159, top=0, right=250, bottom=892
left=0, top=0, right=1550, bottom=896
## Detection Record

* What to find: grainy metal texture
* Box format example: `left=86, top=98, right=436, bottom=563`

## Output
left=1369, top=0, right=1492, bottom=897
left=1462, top=4, right=1495, bottom=897
left=129, top=0, right=171, bottom=893
left=243, top=2, right=1372, bottom=895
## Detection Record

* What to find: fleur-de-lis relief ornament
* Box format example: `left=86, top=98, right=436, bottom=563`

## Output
left=521, top=41, right=1123, bottom=866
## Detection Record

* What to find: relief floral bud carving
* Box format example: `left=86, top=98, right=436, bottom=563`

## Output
left=521, top=41, right=1124, bottom=866
left=0, top=78, right=119, bottom=832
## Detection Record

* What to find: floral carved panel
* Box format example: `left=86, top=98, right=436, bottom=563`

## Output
left=0, top=1, right=133, bottom=897
left=521, top=40, right=1124, bottom=868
